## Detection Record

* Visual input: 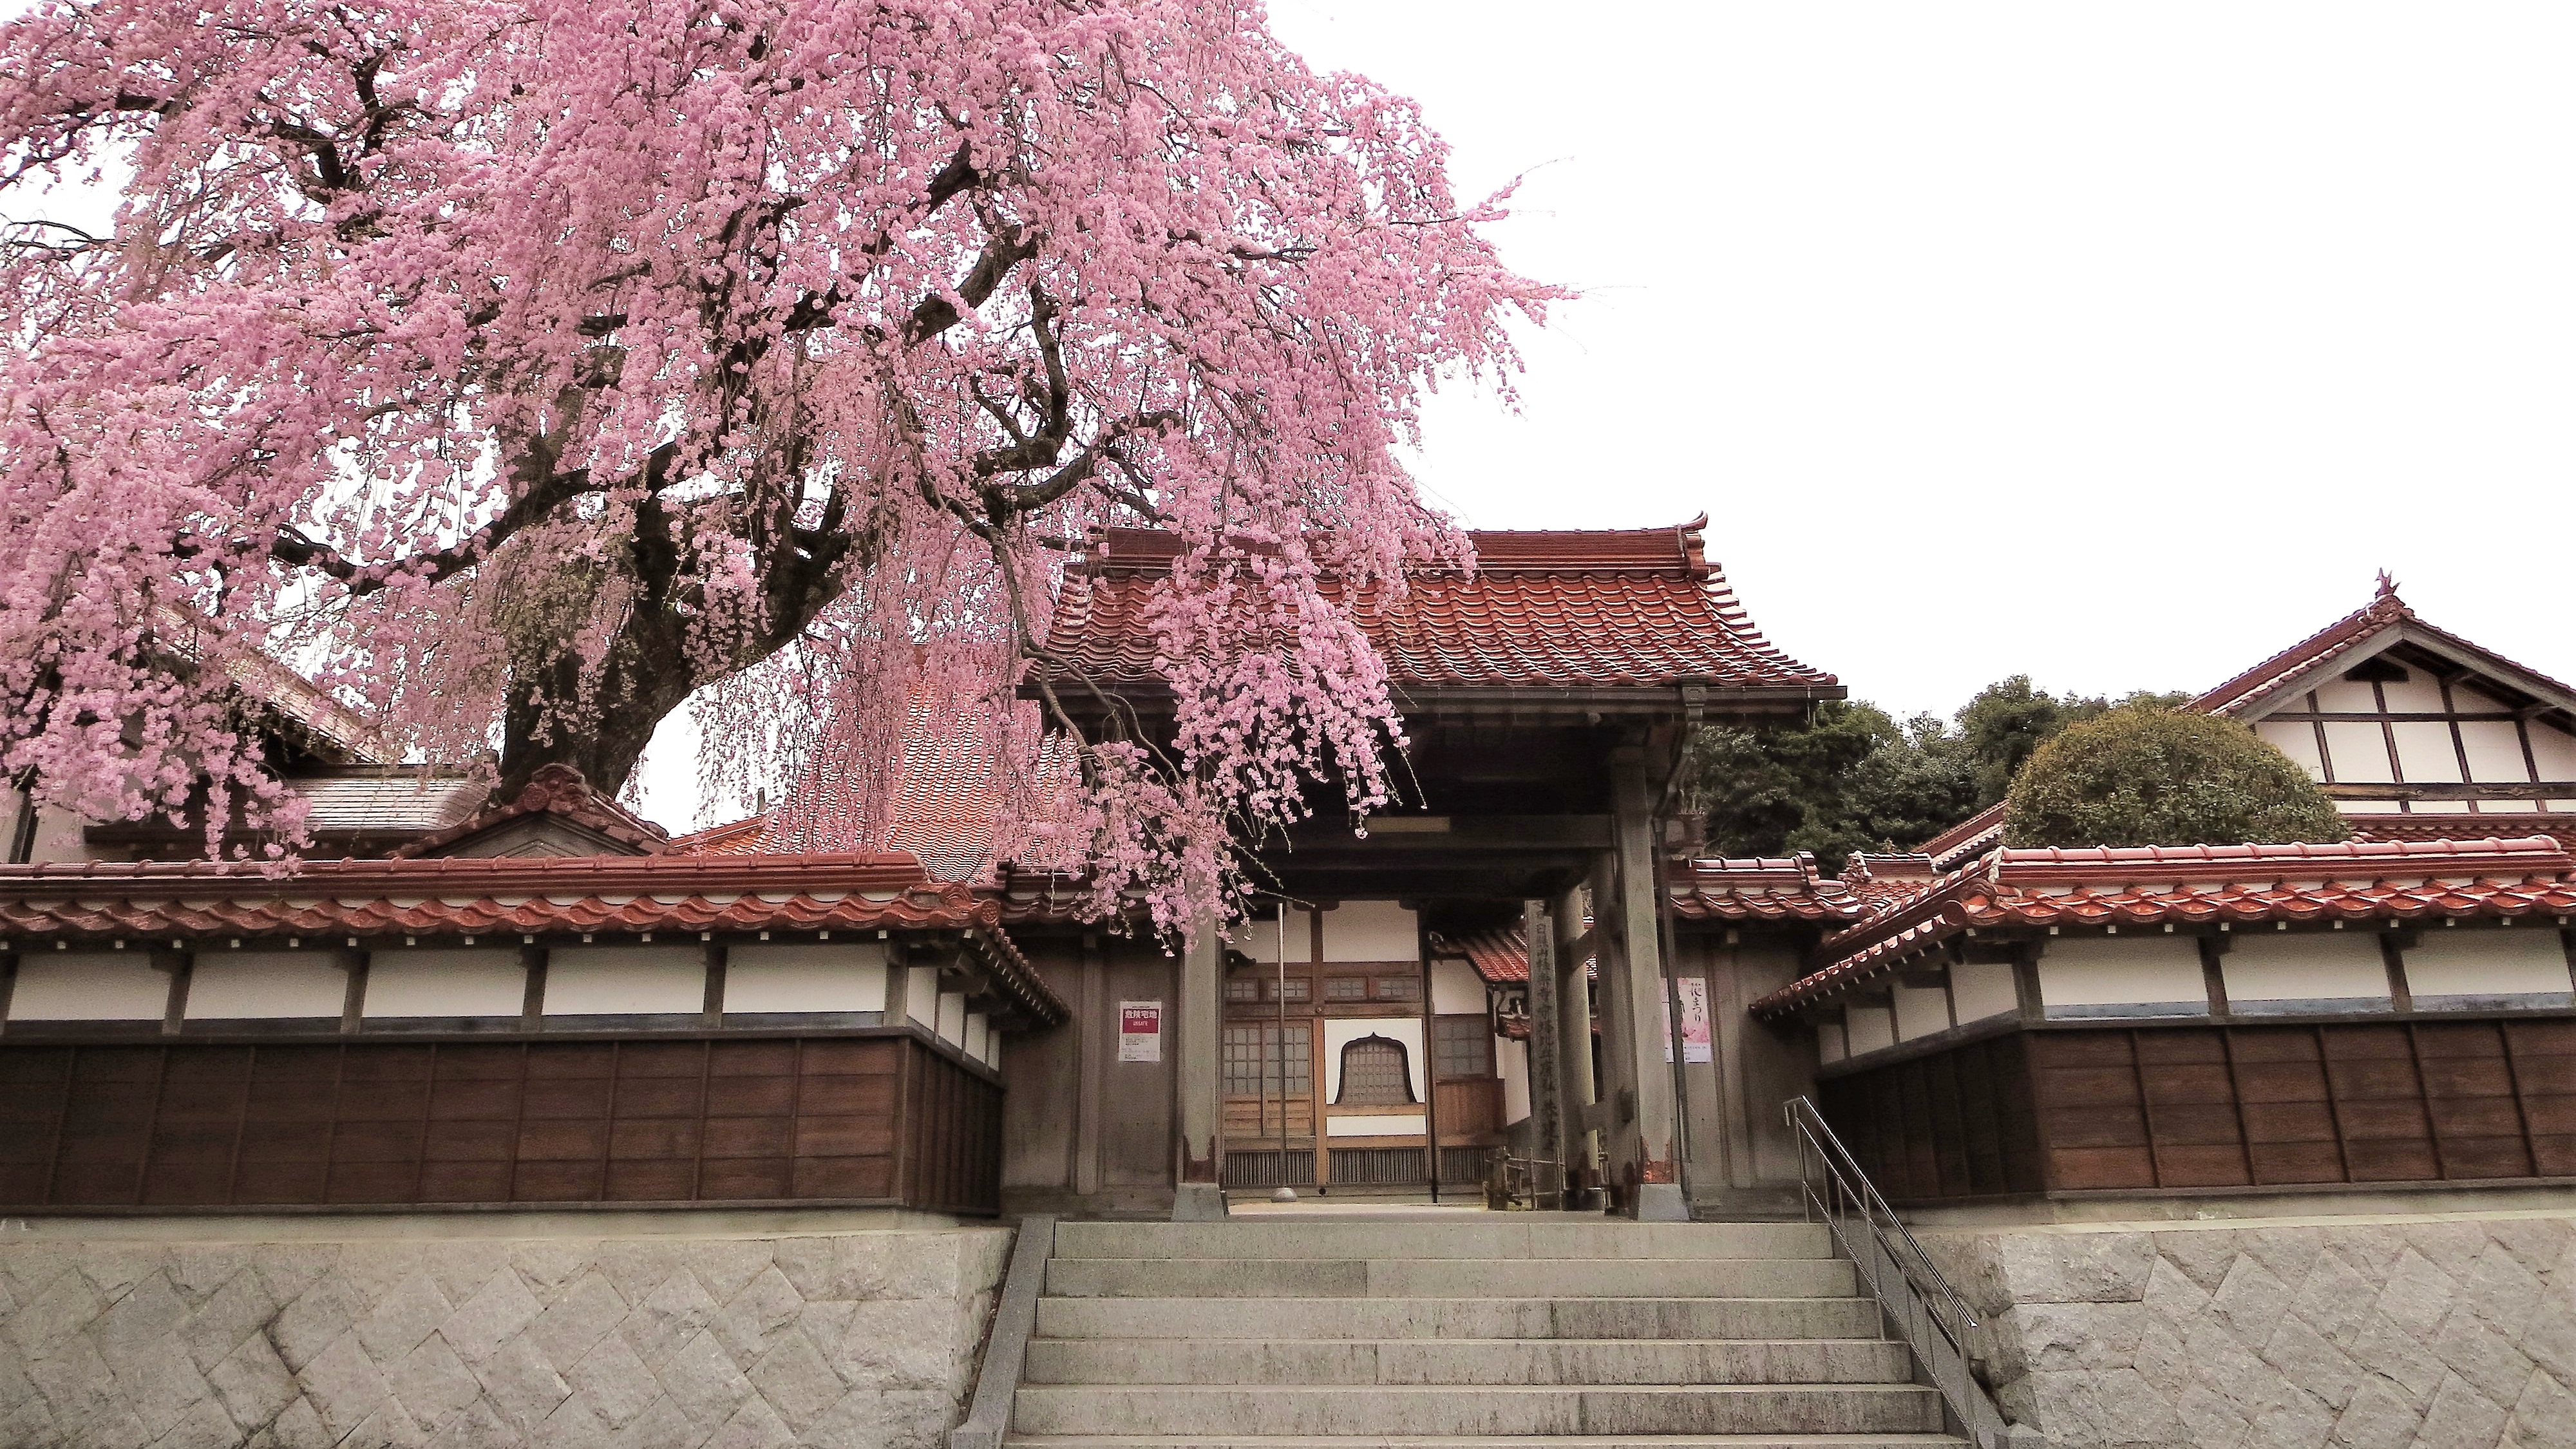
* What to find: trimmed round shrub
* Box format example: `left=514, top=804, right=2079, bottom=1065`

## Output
left=2002, top=708, right=2351, bottom=849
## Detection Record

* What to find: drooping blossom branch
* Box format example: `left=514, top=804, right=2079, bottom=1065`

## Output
left=0, top=0, right=1558, bottom=926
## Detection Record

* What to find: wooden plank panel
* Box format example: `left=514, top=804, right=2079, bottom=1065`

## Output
left=0, top=1033, right=998, bottom=1213
left=2049, top=1145, right=2157, bottom=1189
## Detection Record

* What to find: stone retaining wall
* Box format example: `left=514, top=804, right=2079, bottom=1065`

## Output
left=0, top=1221, right=1010, bottom=1449
left=1916, top=1211, right=2576, bottom=1449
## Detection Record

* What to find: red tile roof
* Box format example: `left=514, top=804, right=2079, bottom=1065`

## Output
left=1444, top=927, right=1535, bottom=984
left=1749, top=836, right=2576, bottom=1019
left=388, top=764, right=668, bottom=858
left=0, top=852, right=1064, bottom=1024
left=1430, top=926, right=1596, bottom=985
left=1665, top=854, right=1864, bottom=923
left=2188, top=582, right=2416, bottom=718
left=2353, top=814, right=2576, bottom=845
left=1037, top=518, right=1839, bottom=697
left=666, top=698, right=1079, bottom=888
left=664, top=815, right=770, bottom=857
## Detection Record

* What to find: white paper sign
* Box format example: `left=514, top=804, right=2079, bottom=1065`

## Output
left=1678, top=976, right=1714, bottom=1065
left=1663, top=978, right=1716, bottom=1065
left=1117, top=999, right=1162, bottom=1062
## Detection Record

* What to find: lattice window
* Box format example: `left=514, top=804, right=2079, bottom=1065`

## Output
left=1222, top=1023, right=1312, bottom=1097
left=1334, top=1036, right=1414, bottom=1106
left=1323, top=976, right=1367, bottom=1002
left=1225, top=978, right=1260, bottom=1003
left=1272, top=976, right=1312, bottom=1003
left=1434, top=1014, right=1495, bottom=1080
left=1374, top=975, right=1419, bottom=1000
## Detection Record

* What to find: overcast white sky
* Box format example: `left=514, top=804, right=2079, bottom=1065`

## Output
left=636, top=2, right=2576, bottom=829
left=17, top=1, right=2560, bottom=829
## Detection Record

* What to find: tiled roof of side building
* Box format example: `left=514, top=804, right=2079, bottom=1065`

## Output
left=1748, top=836, right=2576, bottom=1019
left=0, top=851, right=1065, bottom=1024
left=388, top=764, right=668, bottom=858
left=1038, top=519, right=1841, bottom=695
left=1430, top=926, right=1596, bottom=985
left=1664, top=853, right=1865, bottom=923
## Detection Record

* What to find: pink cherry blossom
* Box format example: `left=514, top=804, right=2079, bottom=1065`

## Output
left=0, top=0, right=1558, bottom=929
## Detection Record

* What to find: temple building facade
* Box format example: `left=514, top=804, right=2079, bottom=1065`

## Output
left=6, top=533, right=2574, bottom=1226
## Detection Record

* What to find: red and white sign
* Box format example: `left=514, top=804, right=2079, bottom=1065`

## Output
left=1118, top=1000, right=1162, bottom=1062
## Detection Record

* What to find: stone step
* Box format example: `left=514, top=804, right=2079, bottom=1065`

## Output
left=1007, top=1437, right=1967, bottom=1449
left=1010, top=1384, right=1947, bottom=1438
left=1054, top=1221, right=1833, bottom=1263
left=1043, top=1258, right=1857, bottom=1300
left=1033, top=1296, right=1888, bottom=1342
left=1023, top=1338, right=1917, bottom=1387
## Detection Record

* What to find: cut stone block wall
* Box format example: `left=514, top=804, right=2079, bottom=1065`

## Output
left=0, top=1223, right=1010, bottom=1449
left=1917, top=1211, right=2576, bottom=1449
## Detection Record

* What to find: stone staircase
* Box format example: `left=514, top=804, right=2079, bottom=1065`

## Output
left=1007, top=1217, right=1967, bottom=1448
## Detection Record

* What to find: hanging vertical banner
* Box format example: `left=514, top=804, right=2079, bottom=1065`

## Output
left=1678, top=977, right=1714, bottom=1065
left=1118, top=1000, right=1163, bottom=1062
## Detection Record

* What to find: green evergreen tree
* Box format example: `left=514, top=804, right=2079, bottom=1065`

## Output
left=1687, top=679, right=2194, bottom=873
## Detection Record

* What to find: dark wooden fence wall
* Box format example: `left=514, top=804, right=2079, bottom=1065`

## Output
left=1819, top=1017, right=2576, bottom=1202
left=0, top=1030, right=1003, bottom=1214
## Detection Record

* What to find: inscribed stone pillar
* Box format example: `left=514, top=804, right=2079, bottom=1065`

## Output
left=1171, top=913, right=1227, bottom=1219
left=1598, top=745, right=1687, bottom=1220
left=1551, top=886, right=1596, bottom=1186
left=1521, top=898, right=1563, bottom=1206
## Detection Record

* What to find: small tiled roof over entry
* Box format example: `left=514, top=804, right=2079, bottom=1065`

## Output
left=1037, top=518, right=1839, bottom=696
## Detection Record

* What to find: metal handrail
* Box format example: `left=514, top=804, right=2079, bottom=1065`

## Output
left=1785, top=1096, right=2031, bottom=1449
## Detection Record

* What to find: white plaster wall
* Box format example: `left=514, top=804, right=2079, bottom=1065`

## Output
left=364, top=947, right=524, bottom=1019
left=1327, top=1112, right=1426, bottom=1137
left=2312, top=677, right=2380, bottom=712
left=1247, top=909, right=1314, bottom=965
left=907, top=967, right=940, bottom=1028
left=2459, top=720, right=2532, bottom=782
left=185, top=951, right=345, bottom=1020
left=2222, top=931, right=2389, bottom=1007
left=1322, top=1016, right=1426, bottom=1103
left=2389, top=721, right=2463, bottom=782
left=1893, top=981, right=1953, bottom=1040
left=2255, top=721, right=2326, bottom=779
left=2342, top=799, right=2405, bottom=813
left=2412, top=800, right=2474, bottom=814
left=1322, top=900, right=1419, bottom=962
left=1817, top=1018, right=1848, bottom=1064
left=1429, top=958, right=1485, bottom=1015
left=1844, top=1001, right=1895, bottom=1055
left=9, top=951, right=169, bottom=1020
left=1499, top=1036, right=1531, bottom=1124
left=543, top=945, right=705, bottom=1016
left=2481, top=799, right=2542, bottom=813
left=2403, top=927, right=2573, bottom=1001
left=965, top=1012, right=992, bottom=1065
left=1951, top=960, right=2020, bottom=1023
left=936, top=990, right=965, bottom=1046
left=2038, top=936, right=2206, bottom=1013
left=2379, top=672, right=2447, bottom=712
left=723, top=942, right=886, bottom=1014
left=2320, top=720, right=2394, bottom=781
left=2532, top=719, right=2576, bottom=779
